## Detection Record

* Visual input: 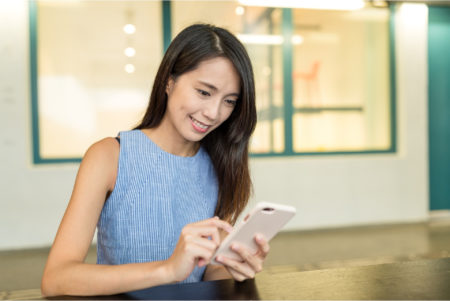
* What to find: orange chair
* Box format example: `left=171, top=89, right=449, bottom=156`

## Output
left=293, top=60, right=321, bottom=106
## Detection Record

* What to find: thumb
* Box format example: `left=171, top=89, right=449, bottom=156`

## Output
left=197, top=258, right=207, bottom=267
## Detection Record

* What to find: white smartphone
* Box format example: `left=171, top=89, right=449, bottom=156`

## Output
left=211, top=201, right=296, bottom=265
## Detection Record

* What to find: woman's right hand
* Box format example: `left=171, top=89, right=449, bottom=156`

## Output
left=165, top=217, right=233, bottom=282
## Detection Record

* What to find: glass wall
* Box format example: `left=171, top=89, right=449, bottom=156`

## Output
left=171, top=1, right=393, bottom=154
left=31, top=1, right=394, bottom=162
left=291, top=8, right=391, bottom=152
left=34, top=1, right=162, bottom=159
left=172, top=2, right=286, bottom=153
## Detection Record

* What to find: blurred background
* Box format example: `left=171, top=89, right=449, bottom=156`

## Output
left=0, top=0, right=449, bottom=296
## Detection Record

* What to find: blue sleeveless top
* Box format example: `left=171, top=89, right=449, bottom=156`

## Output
left=96, top=130, right=218, bottom=283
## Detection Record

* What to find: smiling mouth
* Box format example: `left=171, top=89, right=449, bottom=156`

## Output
left=190, top=116, right=210, bottom=133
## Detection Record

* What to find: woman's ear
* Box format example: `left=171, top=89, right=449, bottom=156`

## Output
left=166, top=77, right=174, bottom=95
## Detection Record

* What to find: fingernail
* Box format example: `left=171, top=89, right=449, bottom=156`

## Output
left=232, top=244, right=239, bottom=251
left=256, top=234, right=263, bottom=241
left=216, top=256, right=222, bottom=262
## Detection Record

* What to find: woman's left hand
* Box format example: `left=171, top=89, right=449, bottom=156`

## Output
left=214, top=233, right=269, bottom=281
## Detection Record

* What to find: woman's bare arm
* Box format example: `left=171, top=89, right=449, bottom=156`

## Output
left=41, top=138, right=173, bottom=296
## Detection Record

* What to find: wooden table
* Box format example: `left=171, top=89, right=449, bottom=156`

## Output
left=49, top=257, right=450, bottom=300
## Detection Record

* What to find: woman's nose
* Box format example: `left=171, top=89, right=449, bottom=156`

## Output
left=202, top=99, right=221, bottom=122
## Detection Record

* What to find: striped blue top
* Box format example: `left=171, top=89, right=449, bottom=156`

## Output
left=96, top=129, right=218, bottom=283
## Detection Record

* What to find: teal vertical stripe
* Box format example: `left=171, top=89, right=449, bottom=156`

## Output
left=428, top=6, right=450, bottom=210
left=389, top=3, right=397, bottom=153
left=29, top=1, right=81, bottom=164
left=268, top=16, right=275, bottom=152
left=162, top=0, right=172, bottom=52
left=282, top=8, right=293, bottom=154
left=29, top=0, right=41, bottom=164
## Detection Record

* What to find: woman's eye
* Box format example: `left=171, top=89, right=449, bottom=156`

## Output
left=197, top=89, right=210, bottom=97
left=225, top=99, right=237, bottom=106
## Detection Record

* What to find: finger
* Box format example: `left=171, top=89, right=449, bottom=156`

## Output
left=182, top=236, right=218, bottom=265
left=216, top=255, right=256, bottom=279
left=198, top=258, right=207, bottom=267
left=254, top=233, right=270, bottom=256
left=215, top=254, right=246, bottom=277
left=197, top=217, right=233, bottom=234
left=226, top=266, right=248, bottom=282
left=184, top=242, right=216, bottom=265
left=188, top=236, right=219, bottom=253
left=209, top=218, right=233, bottom=234
left=188, top=226, right=221, bottom=246
left=230, top=243, right=263, bottom=273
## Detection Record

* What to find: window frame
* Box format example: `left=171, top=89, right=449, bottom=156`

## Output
left=249, top=6, right=397, bottom=157
left=29, top=1, right=397, bottom=164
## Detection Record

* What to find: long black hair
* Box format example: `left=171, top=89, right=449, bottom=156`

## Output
left=135, top=24, right=256, bottom=224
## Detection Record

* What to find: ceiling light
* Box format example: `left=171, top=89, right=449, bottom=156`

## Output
left=292, top=35, right=304, bottom=45
left=237, top=34, right=304, bottom=45
left=124, top=47, right=136, bottom=57
left=235, top=6, right=245, bottom=15
left=125, top=64, right=135, bottom=73
left=238, top=0, right=365, bottom=10
left=237, top=34, right=283, bottom=45
left=123, top=24, right=136, bottom=34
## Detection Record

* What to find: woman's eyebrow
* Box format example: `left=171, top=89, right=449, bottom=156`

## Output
left=197, top=80, right=218, bottom=92
left=197, top=80, right=239, bottom=97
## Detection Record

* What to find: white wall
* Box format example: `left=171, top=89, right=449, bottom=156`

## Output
left=0, top=1, right=429, bottom=250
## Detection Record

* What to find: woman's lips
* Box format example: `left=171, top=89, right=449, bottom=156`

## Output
left=190, top=116, right=210, bottom=133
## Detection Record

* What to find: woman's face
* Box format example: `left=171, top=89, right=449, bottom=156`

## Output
left=162, top=57, right=240, bottom=145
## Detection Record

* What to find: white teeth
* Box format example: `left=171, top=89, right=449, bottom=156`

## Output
left=191, top=117, right=209, bottom=130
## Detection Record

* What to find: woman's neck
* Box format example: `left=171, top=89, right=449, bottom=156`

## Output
left=140, top=128, right=200, bottom=157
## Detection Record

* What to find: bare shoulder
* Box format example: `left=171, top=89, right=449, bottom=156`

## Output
left=85, top=137, right=120, bottom=160
left=79, top=137, right=120, bottom=191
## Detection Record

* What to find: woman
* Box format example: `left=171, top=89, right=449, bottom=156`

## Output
left=41, top=23, right=269, bottom=297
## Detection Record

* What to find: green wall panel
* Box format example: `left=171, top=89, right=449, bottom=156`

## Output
left=428, top=6, right=450, bottom=210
